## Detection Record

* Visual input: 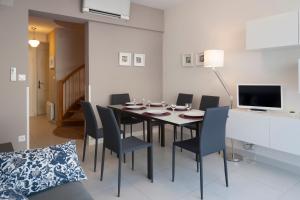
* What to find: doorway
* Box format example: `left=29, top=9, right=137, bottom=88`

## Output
left=28, top=13, right=86, bottom=149
left=29, top=42, right=49, bottom=116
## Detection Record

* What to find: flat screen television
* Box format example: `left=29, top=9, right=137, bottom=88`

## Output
left=237, top=85, right=282, bottom=111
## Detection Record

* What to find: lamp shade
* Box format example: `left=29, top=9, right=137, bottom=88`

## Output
left=204, top=50, right=224, bottom=68
left=28, top=39, right=40, bottom=48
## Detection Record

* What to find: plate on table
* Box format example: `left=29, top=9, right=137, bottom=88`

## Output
left=145, top=110, right=170, bottom=116
left=150, top=103, right=163, bottom=107
left=167, top=105, right=187, bottom=111
left=183, top=111, right=205, bottom=118
left=125, top=102, right=142, bottom=106
left=124, top=105, right=145, bottom=110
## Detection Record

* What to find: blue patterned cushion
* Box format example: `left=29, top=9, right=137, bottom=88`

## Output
left=0, top=188, right=28, bottom=200
left=0, top=141, right=87, bottom=196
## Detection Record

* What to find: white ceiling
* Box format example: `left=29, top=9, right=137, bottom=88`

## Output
left=131, top=0, right=185, bottom=9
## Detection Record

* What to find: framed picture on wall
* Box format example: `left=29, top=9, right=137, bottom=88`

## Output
left=182, top=53, right=194, bottom=67
left=134, top=54, right=145, bottom=67
left=196, top=52, right=205, bottom=66
left=119, top=52, right=132, bottom=66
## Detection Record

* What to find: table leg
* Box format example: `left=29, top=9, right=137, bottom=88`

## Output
left=147, top=119, right=153, bottom=180
left=160, top=124, right=165, bottom=147
left=173, top=125, right=177, bottom=142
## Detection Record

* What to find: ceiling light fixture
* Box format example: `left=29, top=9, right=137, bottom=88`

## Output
left=28, top=26, right=40, bottom=48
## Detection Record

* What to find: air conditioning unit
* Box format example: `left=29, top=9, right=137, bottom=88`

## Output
left=0, top=0, right=14, bottom=7
left=82, top=0, right=130, bottom=20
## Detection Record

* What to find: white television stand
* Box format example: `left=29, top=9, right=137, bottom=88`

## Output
left=226, top=109, right=300, bottom=156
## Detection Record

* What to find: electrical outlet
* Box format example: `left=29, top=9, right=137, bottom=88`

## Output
left=18, top=135, right=26, bottom=142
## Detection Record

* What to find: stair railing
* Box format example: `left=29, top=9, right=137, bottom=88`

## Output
left=57, top=65, right=85, bottom=126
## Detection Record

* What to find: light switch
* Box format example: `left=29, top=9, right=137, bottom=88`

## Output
left=18, top=74, right=26, bottom=81
left=10, top=67, right=16, bottom=82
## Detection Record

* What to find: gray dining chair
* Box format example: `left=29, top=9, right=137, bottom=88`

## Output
left=81, top=101, right=104, bottom=172
left=172, top=93, right=194, bottom=140
left=97, top=106, right=153, bottom=197
left=111, top=93, right=146, bottom=140
left=172, top=106, right=229, bottom=199
left=181, top=95, right=220, bottom=140
left=176, top=93, right=194, bottom=106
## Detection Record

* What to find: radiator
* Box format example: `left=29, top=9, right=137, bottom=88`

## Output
left=46, top=101, right=55, bottom=121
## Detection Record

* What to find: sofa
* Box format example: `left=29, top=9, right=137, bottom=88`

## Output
left=0, top=143, right=93, bottom=200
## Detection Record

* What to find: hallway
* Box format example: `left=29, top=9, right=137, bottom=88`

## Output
left=30, top=115, right=72, bottom=148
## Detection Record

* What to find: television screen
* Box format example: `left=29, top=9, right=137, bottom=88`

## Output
left=238, top=85, right=282, bottom=110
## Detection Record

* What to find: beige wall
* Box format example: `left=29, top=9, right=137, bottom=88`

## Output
left=163, top=0, right=300, bottom=167
left=89, top=22, right=163, bottom=107
left=0, top=0, right=164, bottom=150
left=55, top=27, right=85, bottom=80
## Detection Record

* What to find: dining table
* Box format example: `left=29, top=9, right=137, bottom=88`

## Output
left=108, top=104, right=205, bottom=180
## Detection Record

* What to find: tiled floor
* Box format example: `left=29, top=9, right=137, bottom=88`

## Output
left=30, top=117, right=300, bottom=200
left=79, top=131, right=300, bottom=200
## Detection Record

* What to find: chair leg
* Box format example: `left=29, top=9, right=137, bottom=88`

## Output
left=100, top=145, right=105, bottom=181
left=123, top=124, right=126, bottom=138
left=130, top=124, right=133, bottom=136
left=143, top=121, right=146, bottom=141
left=132, top=151, right=134, bottom=171
left=158, top=126, right=161, bottom=143
left=172, top=144, right=175, bottom=182
left=82, top=134, right=88, bottom=162
left=200, top=155, right=203, bottom=199
left=118, top=155, right=122, bottom=197
left=223, top=149, right=229, bottom=187
left=180, top=127, right=183, bottom=152
left=94, top=139, right=98, bottom=172
left=173, top=126, right=177, bottom=142
left=123, top=124, right=126, bottom=163
left=150, top=146, right=154, bottom=183
left=196, top=154, right=199, bottom=173
left=190, top=129, right=193, bottom=138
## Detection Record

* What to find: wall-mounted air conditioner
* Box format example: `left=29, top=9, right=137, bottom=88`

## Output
left=82, top=0, right=130, bottom=20
left=0, top=0, right=14, bottom=7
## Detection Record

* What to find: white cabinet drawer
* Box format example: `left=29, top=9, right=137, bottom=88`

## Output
left=270, top=117, right=300, bottom=156
left=227, top=110, right=270, bottom=147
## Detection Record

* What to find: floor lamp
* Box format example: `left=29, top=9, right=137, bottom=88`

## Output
left=204, top=50, right=243, bottom=162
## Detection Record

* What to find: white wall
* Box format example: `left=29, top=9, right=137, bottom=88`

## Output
left=163, top=0, right=300, bottom=169
left=163, top=0, right=300, bottom=112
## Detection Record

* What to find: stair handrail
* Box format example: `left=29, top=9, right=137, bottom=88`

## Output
left=57, top=65, right=85, bottom=126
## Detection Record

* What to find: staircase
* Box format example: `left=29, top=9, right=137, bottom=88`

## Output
left=57, top=65, right=85, bottom=129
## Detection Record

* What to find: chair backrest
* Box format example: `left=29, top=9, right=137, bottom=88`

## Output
left=199, top=95, right=220, bottom=111
left=176, top=93, right=193, bottom=106
left=111, top=93, right=130, bottom=105
left=199, top=106, right=229, bottom=155
left=81, top=101, right=99, bottom=138
left=96, top=106, right=122, bottom=154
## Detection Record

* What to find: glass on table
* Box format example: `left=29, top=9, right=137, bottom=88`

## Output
left=185, top=103, right=192, bottom=111
left=171, top=104, right=176, bottom=112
